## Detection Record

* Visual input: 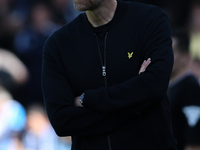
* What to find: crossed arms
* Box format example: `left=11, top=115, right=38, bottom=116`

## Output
left=42, top=9, right=173, bottom=136
left=74, top=58, right=151, bottom=107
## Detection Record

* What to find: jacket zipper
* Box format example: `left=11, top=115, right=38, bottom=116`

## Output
left=94, top=32, right=108, bottom=87
left=94, top=32, right=112, bottom=150
left=108, top=135, right=112, bottom=150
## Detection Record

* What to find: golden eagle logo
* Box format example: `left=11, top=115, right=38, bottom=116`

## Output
left=128, top=52, right=133, bottom=59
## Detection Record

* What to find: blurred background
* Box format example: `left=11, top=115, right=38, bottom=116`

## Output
left=0, top=0, right=200, bottom=149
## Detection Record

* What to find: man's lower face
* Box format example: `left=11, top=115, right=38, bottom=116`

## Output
left=72, top=0, right=103, bottom=11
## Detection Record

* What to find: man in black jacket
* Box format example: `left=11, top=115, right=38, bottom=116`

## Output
left=168, top=30, right=200, bottom=150
left=42, top=0, right=177, bottom=149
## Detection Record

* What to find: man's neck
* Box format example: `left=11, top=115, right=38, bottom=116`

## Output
left=86, top=0, right=117, bottom=27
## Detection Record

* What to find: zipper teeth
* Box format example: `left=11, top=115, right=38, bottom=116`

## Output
left=94, top=32, right=108, bottom=68
left=108, top=135, right=112, bottom=150
left=104, top=32, right=108, bottom=67
left=104, top=32, right=108, bottom=87
left=94, top=34, right=103, bottom=67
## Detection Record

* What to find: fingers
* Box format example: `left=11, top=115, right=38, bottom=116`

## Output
left=144, top=58, right=151, bottom=68
left=138, top=58, right=151, bottom=74
left=74, top=96, right=83, bottom=107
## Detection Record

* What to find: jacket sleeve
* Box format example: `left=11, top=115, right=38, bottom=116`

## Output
left=83, top=7, right=174, bottom=113
left=42, top=36, right=136, bottom=137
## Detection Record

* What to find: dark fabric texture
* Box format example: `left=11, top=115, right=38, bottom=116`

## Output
left=42, top=1, right=177, bottom=149
left=168, top=74, right=200, bottom=150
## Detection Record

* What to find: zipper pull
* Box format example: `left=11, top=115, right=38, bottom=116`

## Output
left=102, top=66, right=106, bottom=76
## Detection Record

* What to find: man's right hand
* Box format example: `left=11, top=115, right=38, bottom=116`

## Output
left=138, top=58, right=151, bottom=74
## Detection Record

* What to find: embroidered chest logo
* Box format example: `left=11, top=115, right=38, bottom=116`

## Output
left=128, top=52, right=134, bottom=59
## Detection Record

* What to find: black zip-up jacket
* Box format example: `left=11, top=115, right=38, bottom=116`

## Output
left=42, top=1, right=177, bottom=149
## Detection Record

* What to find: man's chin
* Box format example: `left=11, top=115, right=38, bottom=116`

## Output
left=74, top=4, right=89, bottom=11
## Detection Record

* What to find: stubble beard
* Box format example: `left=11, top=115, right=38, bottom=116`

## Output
left=73, top=0, right=103, bottom=11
